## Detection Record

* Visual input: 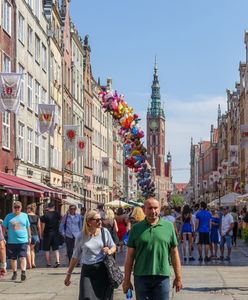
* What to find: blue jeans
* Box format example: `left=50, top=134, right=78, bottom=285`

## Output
left=134, top=275, right=170, bottom=300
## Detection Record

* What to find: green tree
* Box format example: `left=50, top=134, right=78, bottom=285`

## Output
left=171, top=194, right=184, bottom=206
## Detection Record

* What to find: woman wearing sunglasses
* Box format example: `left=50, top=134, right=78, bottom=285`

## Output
left=64, top=209, right=116, bottom=300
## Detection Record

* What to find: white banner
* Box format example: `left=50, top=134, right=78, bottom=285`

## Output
left=213, top=171, right=220, bottom=182
left=229, top=145, right=238, bottom=165
left=64, top=125, right=79, bottom=149
left=203, top=180, right=207, bottom=189
left=77, top=137, right=86, bottom=156
left=102, top=157, right=109, bottom=171
left=38, top=104, right=56, bottom=136
left=0, top=73, right=22, bottom=113
left=241, top=125, right=248, bottom=148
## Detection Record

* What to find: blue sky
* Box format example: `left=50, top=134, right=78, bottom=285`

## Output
left=70, top=0, right=248, bottom=183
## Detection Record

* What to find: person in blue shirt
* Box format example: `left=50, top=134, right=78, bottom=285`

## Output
left=195, top=201, right=212, bottom=262
left=59, top=205, right=82, bottom=262
left=2, top=201, right=31, bottom=281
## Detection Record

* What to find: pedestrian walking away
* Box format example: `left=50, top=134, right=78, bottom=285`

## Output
left=220, top=206, right=234, bottom=261
left=2, top=201, right=31, bottom=281
left=195, top=201, right=212, bottom=262
left=64, top=209, right=116, bottom=300
left=40, top=202, right=61, bottom=268
left=59, top=205, right=82, bottom=263
left=122, top=197, right=183, bottom=300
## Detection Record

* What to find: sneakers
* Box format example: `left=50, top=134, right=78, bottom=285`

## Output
left=11, top=271, right=17, bottom=281
left=224, top=256, right=231, bottom=262
left=219, top=256, right=224, bottom=261
left=189, top=257, right=195, bottom=261
left=53, top=262, right=60, bottom=268
left=198, top=256, right=203, bottom=262
left=183, top=257, right=187, bottom=262
left=21, top=271, right=26, bottom=281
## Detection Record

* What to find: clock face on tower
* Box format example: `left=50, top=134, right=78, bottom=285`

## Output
left=149, top=120, right=158, bottom=130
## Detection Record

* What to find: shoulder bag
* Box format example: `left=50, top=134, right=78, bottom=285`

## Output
left=101, top=228, right=123, bottom=289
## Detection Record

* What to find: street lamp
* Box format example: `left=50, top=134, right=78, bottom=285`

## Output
left=217, top=181, right=222, bottom=207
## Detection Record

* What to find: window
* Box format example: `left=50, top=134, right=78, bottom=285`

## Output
left=27, top=25, right=33, bottom=53
left=18, top=123, right=24, bottom=160
left=27, top=0, right=33, bottom=9
left=35, top=34, right=40, bottom=63
left=34, top=0, right=40, bottom=19
left=3, top=54, right=10, bottom=72
left=27, top=73, right=33, bottom=109
left=2, top=112, right=10, bottom=149
left=27, top=128, right=33, bottom=163
left=18, top=64, right=25, bottom=103
left=34, top=80, right=40, bottom=113
left=35, top=132, right=39, bottom=165
left=41, top=87, right=47, bottom=104
left=18, top=12, right=25, bottom=43
left=41, top=44, right=47, bottom=71
left=3, top=0, right=11, bottom=35
left=41, top=136, right=46, bottom=167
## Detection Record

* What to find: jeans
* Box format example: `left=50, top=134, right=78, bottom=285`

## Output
left=134, top=275, right=170, bottom=300
left=65, top=236, right=75, bottom=261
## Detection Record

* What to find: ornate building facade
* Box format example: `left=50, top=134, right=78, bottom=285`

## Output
left=146, top=61, right=172, bottom=204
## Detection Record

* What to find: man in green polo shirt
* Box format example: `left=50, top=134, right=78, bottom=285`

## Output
left=122, top=197, right=182, bottom=300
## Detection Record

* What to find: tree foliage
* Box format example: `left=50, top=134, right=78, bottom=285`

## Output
left=171, top=194, right=184, bottom=207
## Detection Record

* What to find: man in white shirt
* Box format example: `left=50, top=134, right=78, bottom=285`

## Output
left=220, top=207, right=234, bottom=261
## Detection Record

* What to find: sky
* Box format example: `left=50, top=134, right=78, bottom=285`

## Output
left=70, top=0, right=248, bottom=183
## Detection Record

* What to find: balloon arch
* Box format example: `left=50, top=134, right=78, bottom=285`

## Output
left=99, top=91, right=155, bottom=198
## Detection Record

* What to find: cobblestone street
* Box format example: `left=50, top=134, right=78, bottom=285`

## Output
left=0, top=240, right=248, bottom=299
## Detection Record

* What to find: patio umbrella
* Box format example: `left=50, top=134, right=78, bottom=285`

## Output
left=128, top=200, right=144, bottom=207
left=105, top=200, right=131, bottom=208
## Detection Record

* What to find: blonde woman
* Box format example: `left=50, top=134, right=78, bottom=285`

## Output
left=64, top=210, right=116, bottom=300
left=26, top=203, right=41, bottom=269
left=130, top=207, right=145, bottom=226
left=102, top=209, right=119, bottom=245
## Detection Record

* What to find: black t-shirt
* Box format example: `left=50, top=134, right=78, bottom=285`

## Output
left=28, top=214, right=39, bottom=236
left=40, top=211, right=60, bottom=234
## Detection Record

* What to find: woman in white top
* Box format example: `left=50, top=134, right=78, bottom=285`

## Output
left=64, top=210, right=116, bottom=300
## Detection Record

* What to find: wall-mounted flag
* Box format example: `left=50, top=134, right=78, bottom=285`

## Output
left=38, top=104, right=56, bottom=136
left=0, top=73, right=22, bottom=113
left=77, top=137, right=86, bottom=156
left=64, top=125, right=79, bottom=149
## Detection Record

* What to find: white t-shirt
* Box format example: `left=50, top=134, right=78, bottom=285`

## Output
left=221, top=213, right=234, bottom=236
left=163, top=215, right=176, bottom=224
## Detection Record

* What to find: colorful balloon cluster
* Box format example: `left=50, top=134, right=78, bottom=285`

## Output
left=99, top=90, right=155, bottom=198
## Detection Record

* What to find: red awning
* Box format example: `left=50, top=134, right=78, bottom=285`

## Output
left=0, top=172, right=62, bottom=199
left=0, top=173, right=42, bottom=197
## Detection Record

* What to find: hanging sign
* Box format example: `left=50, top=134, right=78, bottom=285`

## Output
left=77, top=137, right=86, bottom=156
left=64, top=125, right=79, bottom=149
left=0, top=73, right=22, bottom=113
left=38, top=104, right=56, bottom=136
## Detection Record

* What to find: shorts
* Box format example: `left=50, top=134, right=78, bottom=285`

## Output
left=43, top=232, right=60, bottom=251
left=31, top=235, right=39, bottom=245
left=7, top=243, right=28, bottom=259
left=198, top=232, right=210, bottom=245
left=220, top=234, right=232, bottom=249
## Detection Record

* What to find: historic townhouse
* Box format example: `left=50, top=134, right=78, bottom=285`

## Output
left=83, top=35, right=93, bottom=207
left=92, top=78, right=109, bottom=205
left=15, top=0, right=50, bottom=183
left=70, top=22, right=85, bottom=201
left=44, top=0, right=63, bottom=189
left=61, top=0, right=73, bottom=190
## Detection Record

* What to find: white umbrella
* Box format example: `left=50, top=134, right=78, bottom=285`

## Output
left=105, top=200, right=131, bottom=208
left=208, top=192, right=240, bottom=207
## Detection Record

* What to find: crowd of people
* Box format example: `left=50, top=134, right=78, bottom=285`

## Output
left=0, top=198, right=248, bottom=299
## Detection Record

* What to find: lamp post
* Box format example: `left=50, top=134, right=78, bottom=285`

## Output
left=217, top=180, right=222, bottom=207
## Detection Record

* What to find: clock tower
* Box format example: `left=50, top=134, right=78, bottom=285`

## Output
left=147, top=59, right=165, bottom=177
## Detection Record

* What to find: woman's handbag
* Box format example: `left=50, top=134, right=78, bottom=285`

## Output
left=101, top=228, right=124, bottom=289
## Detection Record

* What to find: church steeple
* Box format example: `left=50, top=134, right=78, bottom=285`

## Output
left=147, top=58, right=165, bottom=118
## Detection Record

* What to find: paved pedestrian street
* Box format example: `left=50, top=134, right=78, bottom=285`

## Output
left=0, top=241, right=248, bottom=299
